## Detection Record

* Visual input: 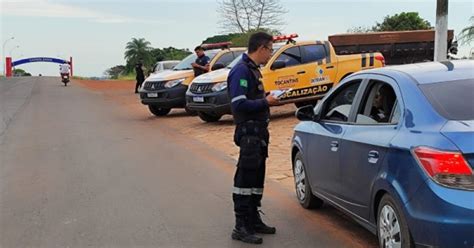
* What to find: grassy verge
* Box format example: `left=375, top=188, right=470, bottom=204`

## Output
left=72, top=76, right=88, bottom=80
left=117, top=72, right=136, bottom=80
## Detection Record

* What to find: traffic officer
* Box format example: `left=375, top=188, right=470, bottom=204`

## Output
left=191, top=46, right=210, bottom=77
left=227, top=32, right=280, bottom=245
left=134, top=60, right=145, bottom=93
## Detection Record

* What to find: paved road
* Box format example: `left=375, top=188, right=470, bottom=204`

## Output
left=0, top=77, right=377, bottom=247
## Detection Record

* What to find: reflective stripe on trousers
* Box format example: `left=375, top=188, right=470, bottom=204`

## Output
left=233, top=187, right=264, bottom=195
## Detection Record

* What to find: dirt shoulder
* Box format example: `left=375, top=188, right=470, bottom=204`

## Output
left=77, top=79, right=299, bottom=189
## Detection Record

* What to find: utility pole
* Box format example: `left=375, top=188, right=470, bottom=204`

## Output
left=434, top=0, right=448, bottom=62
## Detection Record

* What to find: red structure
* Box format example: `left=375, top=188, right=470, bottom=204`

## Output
left=5, top=57, right=12, bottom=77
left=5, top=56, right=73, bottom=77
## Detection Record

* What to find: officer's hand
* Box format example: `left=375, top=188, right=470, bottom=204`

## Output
left=266, top=94, right=281, bottom=106
left=191, top=63, right=198, bottom=68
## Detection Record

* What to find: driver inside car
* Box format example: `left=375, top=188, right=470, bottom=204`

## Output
left=370, top=84, right=396, bottom=123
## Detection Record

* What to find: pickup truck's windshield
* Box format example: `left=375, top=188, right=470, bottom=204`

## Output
left=226, top=44, right=284, bottom=69
left=173, top=50, right=219, bottom=70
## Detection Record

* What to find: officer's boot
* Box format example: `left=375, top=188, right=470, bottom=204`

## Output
left=251, top=208, right=276, bottom=234
left=231, top=215, right=263, bottom=244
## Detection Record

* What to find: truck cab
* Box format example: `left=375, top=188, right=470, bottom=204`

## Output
left=186, top=34, right=384, bottom=122
left=139, top=42, right=245, bottom=116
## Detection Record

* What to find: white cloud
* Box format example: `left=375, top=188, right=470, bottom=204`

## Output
left=1, top=0, right=147, bottom=24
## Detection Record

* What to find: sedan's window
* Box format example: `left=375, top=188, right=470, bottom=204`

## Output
left=322, top=80, right=362, bottom=122
left=419, top=79, right=474, bottom=120
left=356, top=80, right=398, bottom=124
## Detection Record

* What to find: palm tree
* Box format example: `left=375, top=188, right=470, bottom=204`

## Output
left=458, top=16, right=474, bottom=45
left=124, top=38, right=153, bottom=72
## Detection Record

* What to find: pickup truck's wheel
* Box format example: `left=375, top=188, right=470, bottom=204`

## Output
left=185, top=107, right=198, bottom=116
left=148, top=105, right=171, bottom=116
left=197, top=112, right=222, bottom=122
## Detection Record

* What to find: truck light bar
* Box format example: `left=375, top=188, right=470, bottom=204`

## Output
left=273, top=34, right=299, bottom=42
left=201, top=42, right=232, bottom=50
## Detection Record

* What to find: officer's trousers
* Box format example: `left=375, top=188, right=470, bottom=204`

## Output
left=232, top=154, right=266, bottom=224
left=135, top=77, right=144, bottom=92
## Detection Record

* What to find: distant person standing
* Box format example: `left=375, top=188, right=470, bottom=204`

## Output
left=191, top=46, right=210, bottom=77
left=135, top=60, right=145, bottom=93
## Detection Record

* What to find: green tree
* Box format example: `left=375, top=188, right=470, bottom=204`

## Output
left=348, top=12, right=432, bottom=33
left=202, top=33, right=241, bottom=44
left=124, top=38, right=153, bottom=72
left=346, top=26, right=372, bottom=33
left=150, top=47, right=191, bottom=63
left=229, top=28, right=281, bottom=47
left=372, top=12, right=432, bottom=31
left=458, top=16, right=474, bottom=45
left=13, top=68, right=31, bottom=76
left=105, top=65, right=126, bottom=79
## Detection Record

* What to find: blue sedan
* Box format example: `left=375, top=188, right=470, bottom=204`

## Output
left=291, top=60, right=474, bottom=248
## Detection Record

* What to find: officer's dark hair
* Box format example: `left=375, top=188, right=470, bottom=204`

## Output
left=194, top=46, right=204, bottom=52
left=248, top=32, right=273, bottom=53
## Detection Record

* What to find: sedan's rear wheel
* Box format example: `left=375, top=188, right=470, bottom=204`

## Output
left=293, top=151, right=323, bottom=209
left=377, top=194, right=413, bottom=248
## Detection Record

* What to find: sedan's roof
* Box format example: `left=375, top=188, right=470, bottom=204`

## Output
left=360, top=60, right=474, bottom=85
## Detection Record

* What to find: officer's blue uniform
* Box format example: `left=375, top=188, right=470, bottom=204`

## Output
left=228, top=53, right=273, bottom=238
left=135, top=63, right=145, bottom=93
left=194, top=55, right=210, bottom=76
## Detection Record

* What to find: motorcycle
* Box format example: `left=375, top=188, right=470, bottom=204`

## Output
left=61, top=74, right=70, bottom=86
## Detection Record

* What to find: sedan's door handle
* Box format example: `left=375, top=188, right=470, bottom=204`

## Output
left=297, top=70, right=306, bottom=74
left=330, top=141, right=339, bottom=152
left=368, top=150, right=379, bottom=164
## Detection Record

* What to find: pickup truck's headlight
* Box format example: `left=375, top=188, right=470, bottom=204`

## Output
left=211, top=81, right=227, bottom=92
left=165, top=78, right=185, bottom=88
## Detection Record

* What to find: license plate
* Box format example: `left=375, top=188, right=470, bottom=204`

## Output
left=147, top=93, right=158, bottom=98
left=193, top=96, right=204, bottom=102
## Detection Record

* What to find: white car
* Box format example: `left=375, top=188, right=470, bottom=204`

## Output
left=152, top=60, right=180, bottom=73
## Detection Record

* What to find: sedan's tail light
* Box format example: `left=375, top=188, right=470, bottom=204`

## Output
left=413, top=147, right=474, bottom=190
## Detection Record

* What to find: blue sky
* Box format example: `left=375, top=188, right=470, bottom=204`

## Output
left=1, top=0, right=473, bottom=77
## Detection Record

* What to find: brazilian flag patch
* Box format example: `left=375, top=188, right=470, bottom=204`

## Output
left=240, top=79, right=248, bottom=88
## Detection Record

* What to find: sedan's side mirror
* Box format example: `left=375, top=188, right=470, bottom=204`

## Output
left=211, top=63, right=225, bottom=71
left=271, top=61, right=286, bottom=70
left=296, top=105, right=318, bottom=121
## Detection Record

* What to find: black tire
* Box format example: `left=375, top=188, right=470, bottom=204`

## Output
left=184, top=107, right=198, bottom=116
left=148, top=105, right=171, bottom=116
left=377, top=194, right=413, bottom=248
left=197, top=112, right=222, bottom=122
left=293, top=151, right=323, bottom=209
